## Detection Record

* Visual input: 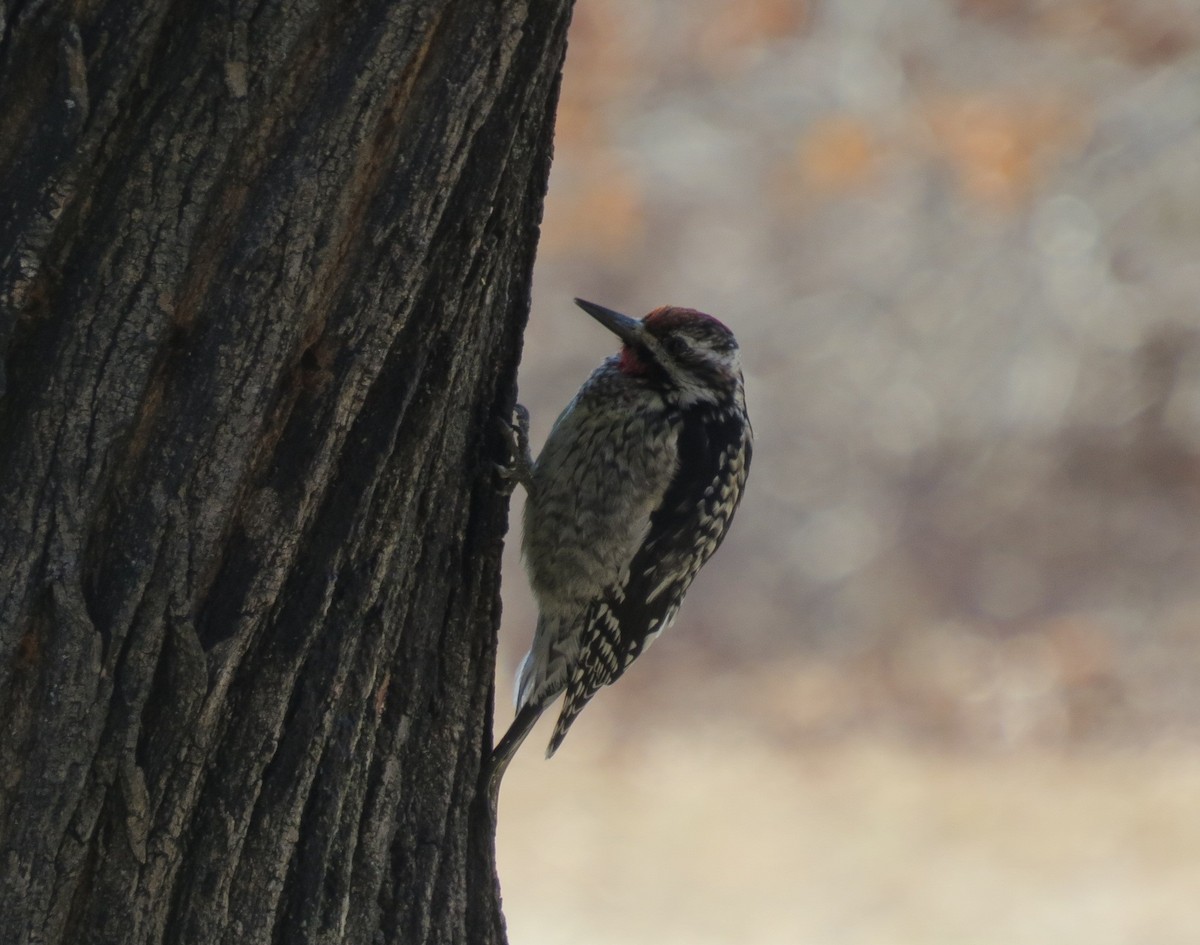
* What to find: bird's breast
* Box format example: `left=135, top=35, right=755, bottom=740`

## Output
left=523, top=385, right=680, bottom=610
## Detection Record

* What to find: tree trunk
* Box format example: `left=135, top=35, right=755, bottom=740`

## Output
left=0, top=1, right=571, bottom=942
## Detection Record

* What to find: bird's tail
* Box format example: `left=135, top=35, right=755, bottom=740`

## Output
left=486, top=700, right=545, bottom=810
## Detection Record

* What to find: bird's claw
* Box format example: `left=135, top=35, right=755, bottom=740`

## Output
left=496, top=403, right=533, bottom=495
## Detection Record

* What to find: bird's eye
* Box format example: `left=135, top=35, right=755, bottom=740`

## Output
left=663, top=336, right=689, bottom=357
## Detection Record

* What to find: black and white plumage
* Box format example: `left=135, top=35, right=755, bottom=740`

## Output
left=488, top=298, right=752, bottom=801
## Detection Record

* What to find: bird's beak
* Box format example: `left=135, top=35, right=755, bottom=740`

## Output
left=574, top=298, right=644, bottom=346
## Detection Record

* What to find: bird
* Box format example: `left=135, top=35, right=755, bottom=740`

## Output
left=487, top=298, right=752, bottom=804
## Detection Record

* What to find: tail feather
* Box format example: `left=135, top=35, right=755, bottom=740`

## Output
left=487, top=701, right=545, bottom=810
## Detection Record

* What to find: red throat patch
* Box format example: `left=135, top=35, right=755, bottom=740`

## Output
left=618, top=344, right=648, bottom=376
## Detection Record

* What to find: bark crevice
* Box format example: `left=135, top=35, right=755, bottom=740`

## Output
left=0, top=1, right=574, bottom=942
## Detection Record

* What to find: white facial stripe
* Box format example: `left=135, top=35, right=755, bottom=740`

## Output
left=639, top=332, right=739, bottom=405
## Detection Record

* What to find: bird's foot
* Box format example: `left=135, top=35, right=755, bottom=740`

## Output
left=495, top=403, right=534, bottom=495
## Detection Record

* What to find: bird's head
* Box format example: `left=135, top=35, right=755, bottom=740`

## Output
left=575, top=298, right=743, bottom=405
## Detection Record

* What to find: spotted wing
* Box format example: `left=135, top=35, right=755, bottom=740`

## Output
left=546, top=406, right=752, bottom=755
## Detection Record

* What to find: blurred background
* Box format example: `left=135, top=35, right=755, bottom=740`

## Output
left=494, top=1, right=1200, bottom=942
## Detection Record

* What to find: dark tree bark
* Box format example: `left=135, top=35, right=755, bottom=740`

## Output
left=0, top=1, right=572, bottom=942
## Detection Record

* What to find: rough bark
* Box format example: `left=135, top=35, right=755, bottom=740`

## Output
left=0, top=1, right=572, bottom=942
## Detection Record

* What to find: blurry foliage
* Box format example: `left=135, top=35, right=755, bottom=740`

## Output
left=498, top=4, right=1200, bottom=941
left=510, top=0, right=1200, bottom=749
left=923, top=94, right=1089, bottom=207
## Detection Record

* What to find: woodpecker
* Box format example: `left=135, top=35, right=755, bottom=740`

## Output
left=488, top=298, right=752, bottom=802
